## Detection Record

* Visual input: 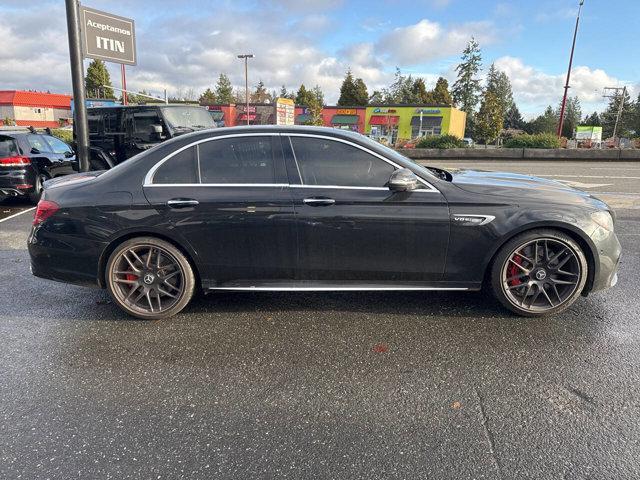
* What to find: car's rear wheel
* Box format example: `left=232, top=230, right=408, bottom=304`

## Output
left=28, top=173, right=48, bottom=204
left=490, top=229, right=588, bottom=317
left=106, top=237, right=195, bottom=319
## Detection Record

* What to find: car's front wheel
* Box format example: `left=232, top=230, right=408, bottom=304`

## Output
left=106, top=237, right=195, bottom=319
left=490, top=229, right=588, bottom=317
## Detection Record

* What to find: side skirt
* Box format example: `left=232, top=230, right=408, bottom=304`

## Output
left=204, top=280, right=480, bottom=292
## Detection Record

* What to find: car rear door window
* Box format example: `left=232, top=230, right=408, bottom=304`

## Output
left=153, top=146, right=199, bottom=184
left=198, top=136, right=277, bottom=184
left=289, top=136, right=395, bottom=188
left=27, top=134, right=52, bottom=153
left=44, top=135, right=72, bottom=155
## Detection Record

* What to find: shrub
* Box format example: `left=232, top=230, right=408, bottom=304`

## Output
left=415, top=134, right=466, bottom=149
left=51, top=128, right=73, bottom=145
left=503, top=133, right=561, bottom=149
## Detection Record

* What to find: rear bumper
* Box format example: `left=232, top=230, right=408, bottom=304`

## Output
left=28, top=225, right=107, bottom=288
left=0, top=166, right=37, bottom=195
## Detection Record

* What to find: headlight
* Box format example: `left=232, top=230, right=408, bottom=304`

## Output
left=591, top=211, right=614, bottom=232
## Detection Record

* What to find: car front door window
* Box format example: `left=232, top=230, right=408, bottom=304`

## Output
left=289, top=136, right=395, bottom=188
left=44, top=136, right=72, bottom=155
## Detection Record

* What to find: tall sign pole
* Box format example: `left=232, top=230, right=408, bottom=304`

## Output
left=237, top=54, right=254, bottom=126
left=557, top=0, right=584, bottom=138
left=65, top=0, right=90, bottom=172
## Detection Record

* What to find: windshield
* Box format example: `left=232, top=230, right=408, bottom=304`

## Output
left=160, top=107, right=215, bottom=130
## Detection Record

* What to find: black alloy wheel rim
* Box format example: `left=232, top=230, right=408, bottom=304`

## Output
left=501, top=238, right=582, bottom=312
left=111, top=245, right=184, bottom=314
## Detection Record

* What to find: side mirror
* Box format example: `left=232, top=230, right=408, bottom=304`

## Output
left=64, top=151, right=74, bottom=158
left=388, top=168, right=419, bottom=192
left=31, top=147, right=40, bottom=154
left=150, top=124, right=163, bottom=134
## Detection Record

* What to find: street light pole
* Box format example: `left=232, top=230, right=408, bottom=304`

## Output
left=237, top=54, right=254, bottom=126
left=65, top=0, right=90, bottom=172
left=557, top=0, right=585, bottom=138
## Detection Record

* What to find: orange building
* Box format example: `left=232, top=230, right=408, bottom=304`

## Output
left=0, top=90, right=72, bottom=128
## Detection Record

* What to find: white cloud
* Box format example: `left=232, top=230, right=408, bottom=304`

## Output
left=376, top=19, right=496, bottom=65
left=493, top=56, right=634, bottom=116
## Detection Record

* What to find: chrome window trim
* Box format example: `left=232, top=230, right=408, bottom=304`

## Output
left=285, top=133, right=439, bottom=193
left=145, top=183, right=288, bottom=188
left=143, top=131, right=440, bottom=193
left=143, top=132, right=281, bottom=186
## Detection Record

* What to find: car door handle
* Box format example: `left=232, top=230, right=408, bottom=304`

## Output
left=303, top=197, right=335, bottom=206
left=167, top=199, right=199, bottom=208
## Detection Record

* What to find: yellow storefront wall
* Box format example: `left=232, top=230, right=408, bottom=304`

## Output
left=365, top=106, right=466, bottom=141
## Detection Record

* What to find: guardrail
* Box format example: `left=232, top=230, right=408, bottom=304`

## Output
left=397, top=148, right=640, bottom=162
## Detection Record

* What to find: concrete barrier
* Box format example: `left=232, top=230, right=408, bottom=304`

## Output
left=397, top=148, right=640, bottom=161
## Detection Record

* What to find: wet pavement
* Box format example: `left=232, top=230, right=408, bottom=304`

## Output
left=1, top=161, right=639, bottom=479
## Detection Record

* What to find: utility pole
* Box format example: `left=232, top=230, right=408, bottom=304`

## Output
left=65, top=0, right=90, bottom=172
left=557, top=0, right=584, bottom=138
left=237, top=54, right=254, bottom=125
left=603, top=86, right=627, bottom=143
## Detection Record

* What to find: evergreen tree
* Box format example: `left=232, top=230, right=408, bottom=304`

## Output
left=411, top=78, right=429, bottom=104
left=353, top=78, right=369, bottom=105
left=337, top=70, right=358, bottom=105
left=581, top=111, right=601, bottom=126
left=369, top=90, right=384, bottom=104
left=601, top=88, right=634, bottom=138
left=295, top=84, right=316, bottom=106
left=556, top=96, right=582, bottom=138
left=312, top=85, right=325, bottom=106
left=425, top=77, right=453, bottom=105
left=525, top=106, right=557, bottom=134
left=633, top=94, right=640, bottom=136
left=452, top=38, right=482, bottom=136
left=383, top=68, right=415, bottom=104
left=214, top=74, right=234, bottom=104
left=251, top=80, right=270, bottom=103
left=475, top=90, right=503, bottom=144
left=304, top=95, right=324, bottom=126
left=279, top=85, right=295, bottom=100
left=85, top=59, right=115, bottom=99
left=486, top=63, right=514, bottom=126
left=198, top=88, right=216, bottom=105
left=504, top=103, right=525, bottom=130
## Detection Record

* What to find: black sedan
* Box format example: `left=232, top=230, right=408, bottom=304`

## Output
left=0, top=130, right=76, bottom=203
left=28, top=126, right=621, bottom=319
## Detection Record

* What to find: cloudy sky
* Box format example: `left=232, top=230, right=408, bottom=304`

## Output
left=1, top=0, right=638, bottom=117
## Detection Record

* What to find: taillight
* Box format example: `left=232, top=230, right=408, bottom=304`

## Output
left=0, top=156, right=30, bottom=166
left=33, top=200, right=59, bottom=226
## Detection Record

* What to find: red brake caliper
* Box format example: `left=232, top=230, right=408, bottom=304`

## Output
left=508, top=254, right=523, bottom=286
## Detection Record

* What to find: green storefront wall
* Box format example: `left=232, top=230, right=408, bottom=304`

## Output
left=364, top=106, right=466, bottom=141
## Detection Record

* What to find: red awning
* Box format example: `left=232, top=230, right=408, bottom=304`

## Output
left=369, top=115, right=399, bottom=126
left=238, top=113, right=256, bottom=121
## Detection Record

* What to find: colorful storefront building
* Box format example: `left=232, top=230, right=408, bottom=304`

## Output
left=202, top=103, right=466, bottom=145
left=365, top=105, right=466, bottom=144
left=294, top=106, right=366, bottom=133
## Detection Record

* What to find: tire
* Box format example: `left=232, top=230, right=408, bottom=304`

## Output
left=28, top=173, right=48, bottom=204
left=490, top=229, right=588, bottom=317
left=106, top=237, right=195, bottom=320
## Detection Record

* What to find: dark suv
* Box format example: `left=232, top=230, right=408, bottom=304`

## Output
left=86, top=105, right=216, bottom=167
left=0, top=129, right=76, bottom=202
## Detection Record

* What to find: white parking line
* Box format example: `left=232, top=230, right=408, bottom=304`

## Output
left=0, top=207, right=35, bottom=224
left=541, top=175, right=640, bottom=180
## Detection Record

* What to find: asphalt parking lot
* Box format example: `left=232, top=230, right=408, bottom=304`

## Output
left=1, top=160, right=639, bottom=479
